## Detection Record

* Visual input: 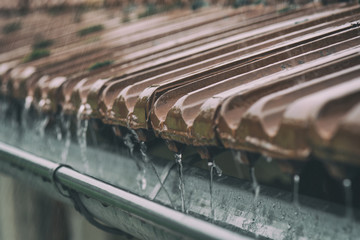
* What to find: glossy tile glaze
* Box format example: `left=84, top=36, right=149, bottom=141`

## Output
left=0, top=3, right=359, bottom=165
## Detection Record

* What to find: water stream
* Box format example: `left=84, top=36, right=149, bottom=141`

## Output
left=208, top=159, right=222, bottom=219
left=21, top=96, right=32, bottom=129
left=77, top=105, right=89, bottom=172
left=232, top=150, right=245, bottom=164
left=123, top=133, right=135, bottom=157
left=37, top=115, right=49, bottom=139
left=174, top=152, right=185, bottom=213
left=343, top=178, right=353, bottom=220
left=126, top=131, right=148, bottom=190
left=139, top=141, right=150, bottom=163
left=293, top=174, right=300, bottom=207
left=61, top=115, right=71, bottom=163
left=250, top=166, right=260, bottom=201
left=123, top=132, right=147, bottom=190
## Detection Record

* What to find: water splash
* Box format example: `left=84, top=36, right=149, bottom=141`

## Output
left=61, top=115, right=71, bottom=163
left=208, top=159, right=222, bottom=219
left=174, top=152, right=185, bottom=212
left=77, top=105, right=90, bottom=172
left=293, top=174, right=300, bottom=207
left=250, top=166, right=260, bottom=201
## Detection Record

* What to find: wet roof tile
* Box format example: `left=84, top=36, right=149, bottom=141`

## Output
left=0, top=4, right=360, bottom=164
left=152, top=20, right=360, bottom=146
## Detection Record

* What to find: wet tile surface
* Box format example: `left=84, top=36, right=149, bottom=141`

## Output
left=0, top=4, right=359, bottom=166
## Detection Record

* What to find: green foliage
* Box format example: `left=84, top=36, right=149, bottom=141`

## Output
left=277, top=5, right=296, bottom=14
left=2, top=22, right=21, bottom=34
left=191, top=0, right=207, bottom=10
left=73, top=4, right=86, bottom=23
left=138, top=1, right=185, bottom=19
left=88, top=60, right=113, bottom=71
left=32, top=39, right=54, bottom=49
left=47, top=4, right=67, bottom=15
left=138, top=3, right=158, bottom=18
left=78, top=25, right=104, bottom=37
left=232, top=0, right=251, bottom=8
left=253, top=0, right=265, bottom=5
left=23, top=49, right=50, bottom=62
left=122, top=16, right=130, bottom=23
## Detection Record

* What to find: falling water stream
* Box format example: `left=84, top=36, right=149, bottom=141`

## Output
left=21, top=96, right=32, bottom=129
left=123, top=132, right=147, bottom=190
left=61, top=115, right=71, bottom=163
left=37, top=115, right=49, bottom=139
left=123, top=128, right=173, bottom=203
left=232, top=150, right=243, bottom=163
left=250, top=166, right=260, bottom=201
left=139, top=141, right=150, bottom=163
left=123, top=133, right=135, bottom=157
left=343, top=179, right=353, bottom=220
left=77, top=105, right=90, bottom=172
left=174, top=152, right=185, bottom=212
left=54, top=124, right=62, bottom=141
left=137, top=141, right=148, bottom=190
left=293, top=174, right=300, bottom=207
left=208, top=159, right=222, bottom=219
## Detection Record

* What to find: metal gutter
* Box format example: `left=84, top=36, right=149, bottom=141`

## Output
left=0, top=141, right=251, bottom=240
